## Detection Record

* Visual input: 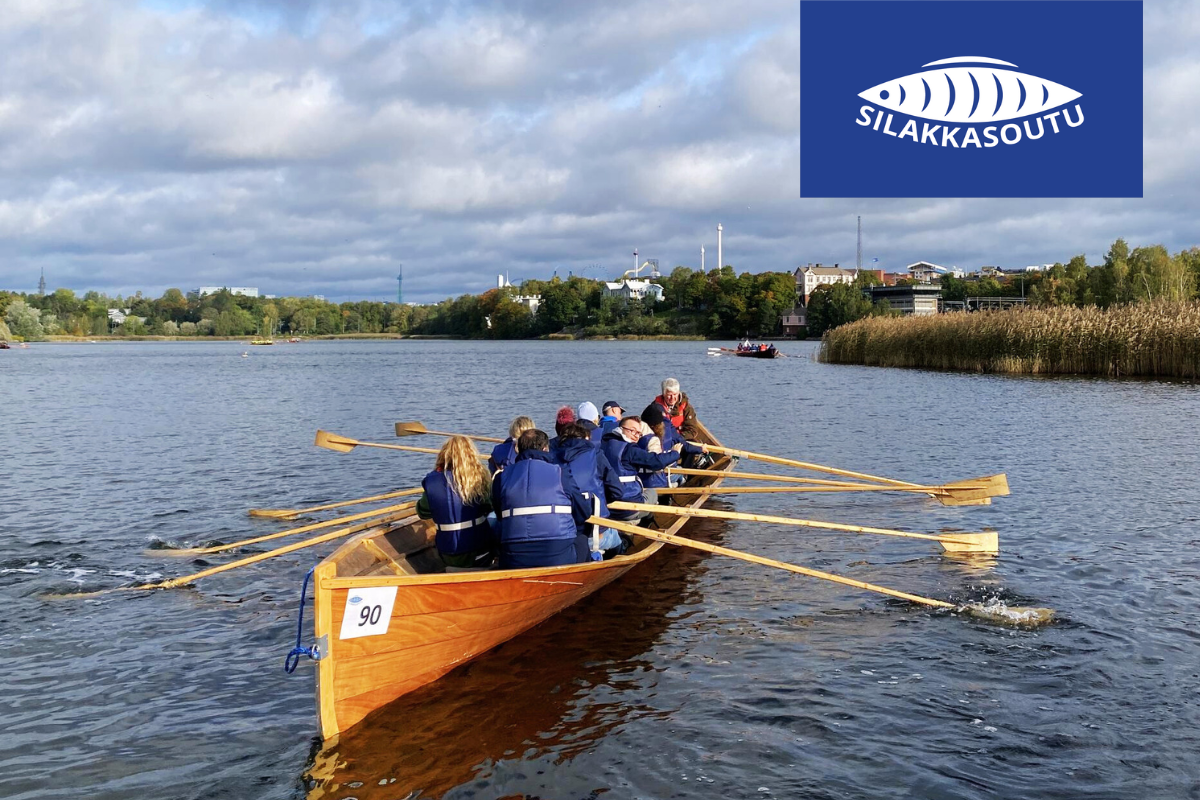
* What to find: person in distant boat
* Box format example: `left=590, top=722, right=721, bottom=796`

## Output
left=652, top=378, right=699, bottom=442
left=493, top=429, right=588, bottom=568
left=418, top=436, right=497, bottom=569
left=599, top=401, right=624, bottom=434
left=488, top=415, right=535, bottom=474
left=555, top=422, right=627, bottom=558
left=548, top=406, right=576, bottom=454
left=600, top=414, right=682, bottom=519
left=638, top=404, right=705, bottom=493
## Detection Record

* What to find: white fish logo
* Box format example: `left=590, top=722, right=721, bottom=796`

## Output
left=858, top=56, right=1081, bottom=124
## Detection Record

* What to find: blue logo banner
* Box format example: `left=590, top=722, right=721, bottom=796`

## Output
left=800, top=1, right=1143, bottom=198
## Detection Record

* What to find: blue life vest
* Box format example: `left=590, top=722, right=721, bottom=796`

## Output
left=422, top=470, right=493, bottom=556
left=488, top=439, right=518, bottom=474
left=635, top=435, right=671, bottom=489
left=556, top=439, right=611, bottom=521
left=600, top=432, right=644, bottom=502
left=496, top=452, right=578, bottom=543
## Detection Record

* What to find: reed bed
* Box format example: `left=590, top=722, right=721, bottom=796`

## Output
left=819, top=300, right=1200, bottom=378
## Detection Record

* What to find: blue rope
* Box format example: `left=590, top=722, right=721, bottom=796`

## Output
left=284, top=566, right=319, bottom=674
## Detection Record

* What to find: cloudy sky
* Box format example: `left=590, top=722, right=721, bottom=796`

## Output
left=0, top=0, right=1195, bottom=303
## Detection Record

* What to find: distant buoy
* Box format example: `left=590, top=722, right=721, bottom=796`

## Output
left=242, top=352, right=249, bottom=358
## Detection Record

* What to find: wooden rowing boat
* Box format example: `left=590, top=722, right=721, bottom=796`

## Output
left=309, top=419, right=733, bottom=740
left=713, top=346, right=783, bottom=358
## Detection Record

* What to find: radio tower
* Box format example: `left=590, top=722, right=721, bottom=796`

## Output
left=856, top=216, right=862, bottom=271
left=396, top=265, right=403, bottom=304
left=38, top=268, right=46, bottom=296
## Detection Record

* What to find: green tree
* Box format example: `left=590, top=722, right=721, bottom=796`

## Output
left=806, top=283, right=873, bottom=337
left=1127, top=245, right=1194, bottom=302
left=5, top=300, right=46, bottom=341
left=537, top=279, right=586, bottom=333
left=212, top=307, right=255, bottom=337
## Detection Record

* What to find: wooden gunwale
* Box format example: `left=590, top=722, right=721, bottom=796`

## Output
left=313, top=418, right=731, bottom=739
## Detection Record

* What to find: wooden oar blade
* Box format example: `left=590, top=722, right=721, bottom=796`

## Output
left=248, top=509, right=300, bottom=519
left=936, top=474, right=1009, bottom=505
left=937, top=531, right=998, bottom=555
left=394, top=421, right=429, bottom=437
left=964, top=603, right=1054, bottom=627
left=315, top=430, right=356, bottom=453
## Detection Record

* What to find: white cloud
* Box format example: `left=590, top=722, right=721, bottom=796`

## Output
left=0, top=0, right=1192, bottom=301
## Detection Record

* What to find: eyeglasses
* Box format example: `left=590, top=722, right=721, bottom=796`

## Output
left=620, top=426, right=641, bottom=436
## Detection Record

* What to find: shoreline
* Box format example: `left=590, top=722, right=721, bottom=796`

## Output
left=34, top=333, right=798, bottom=344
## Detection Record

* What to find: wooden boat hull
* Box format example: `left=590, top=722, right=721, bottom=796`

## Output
left=311, top=420, right=731, bottom=740
left=734, top=349, right=781, bottom=358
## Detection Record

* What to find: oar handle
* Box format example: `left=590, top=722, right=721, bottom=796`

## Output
left=692, top=444, right=920, bottom=488
left=608, top=501, right=964, bottom=544
left=595, top=517, right=953, bottom=610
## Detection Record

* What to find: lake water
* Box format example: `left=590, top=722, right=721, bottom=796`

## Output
left=2, top=340, right=1199, bottom=799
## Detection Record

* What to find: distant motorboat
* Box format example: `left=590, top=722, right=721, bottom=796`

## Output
left=0, top=341, right=10, bottom=349
left=250, top=339, right=275, bottom=346
left=288, top=337, right=301, bottom=343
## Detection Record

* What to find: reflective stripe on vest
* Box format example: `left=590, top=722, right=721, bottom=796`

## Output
left=436, top=515, right=488, bottom=532
left=501, top=505, right=572, bottom=518
left=618, top=475, right=639, bottom=482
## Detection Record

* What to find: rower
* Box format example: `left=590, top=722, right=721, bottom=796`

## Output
left=652, top=378, right=700, bottom=442
left=600, top=415, right=683, bottom=519
left=599, top=400, right=624, bottom=436
left=419, top=436, right=497, bottom=569
left=493, top=429, right=588, bottom=568
left=555, top=422, right=627, bottom=558
left=488, top=415, right=535, bottom=474
left=548, top=406, right=576, bottom=455
left=576, top=401, right=601, bottom=442
left=638, top=404, right=705, bottom=491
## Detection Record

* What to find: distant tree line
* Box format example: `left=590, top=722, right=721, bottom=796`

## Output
left=0, top=265, right=800, bottom=342
left=804, top=239, right=1200, bottom=337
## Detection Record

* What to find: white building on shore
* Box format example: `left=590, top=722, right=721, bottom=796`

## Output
left=602, top=279, right=664, bottom=303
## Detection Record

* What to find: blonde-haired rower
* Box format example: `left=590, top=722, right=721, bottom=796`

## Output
left=488, top=415, right=535, bottom=474
left=418, top=436, right=496, bottom=568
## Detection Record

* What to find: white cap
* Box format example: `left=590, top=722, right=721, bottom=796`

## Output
left=577, top=401, right=599, bottom=421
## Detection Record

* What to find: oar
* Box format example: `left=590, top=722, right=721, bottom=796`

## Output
left=608, top=501, right=997, bottom=554
left=315, top=430, right=487, bottom=459
left=159, top=501, right=418, bottom=556
left=656, top=484, right=987, bottom=496
left=681, top=446, right=1009, bottom=506
left=669, top=466, right=982, bottom=493
left=394, top=421, right=504, bottom=443
left=249, top=488, right=423, bottom=519
left=62, top=512, right=417, bottom=598
left=595, top=517, right=1052, bottom=626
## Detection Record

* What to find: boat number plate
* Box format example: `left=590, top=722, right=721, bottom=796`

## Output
left=339, top=586, right=398, bottom=640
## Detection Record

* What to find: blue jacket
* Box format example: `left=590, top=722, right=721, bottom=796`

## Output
left=555, top=437, right=623, bottom=531
left=493, top=450, right=579, bottom=543
left=488, top=438, right=518, bottom=474
left=422, top=470, right=494, bottom=556
left=599, top=415, right=620, bottom=433
left=637, top=429, right=703, bottom=489
left=578, top=418, right=604, bottom=445
left=600, top=429, right=680, bottom=501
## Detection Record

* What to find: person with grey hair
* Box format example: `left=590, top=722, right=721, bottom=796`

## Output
left=651, top=378, right=699, bottom=442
